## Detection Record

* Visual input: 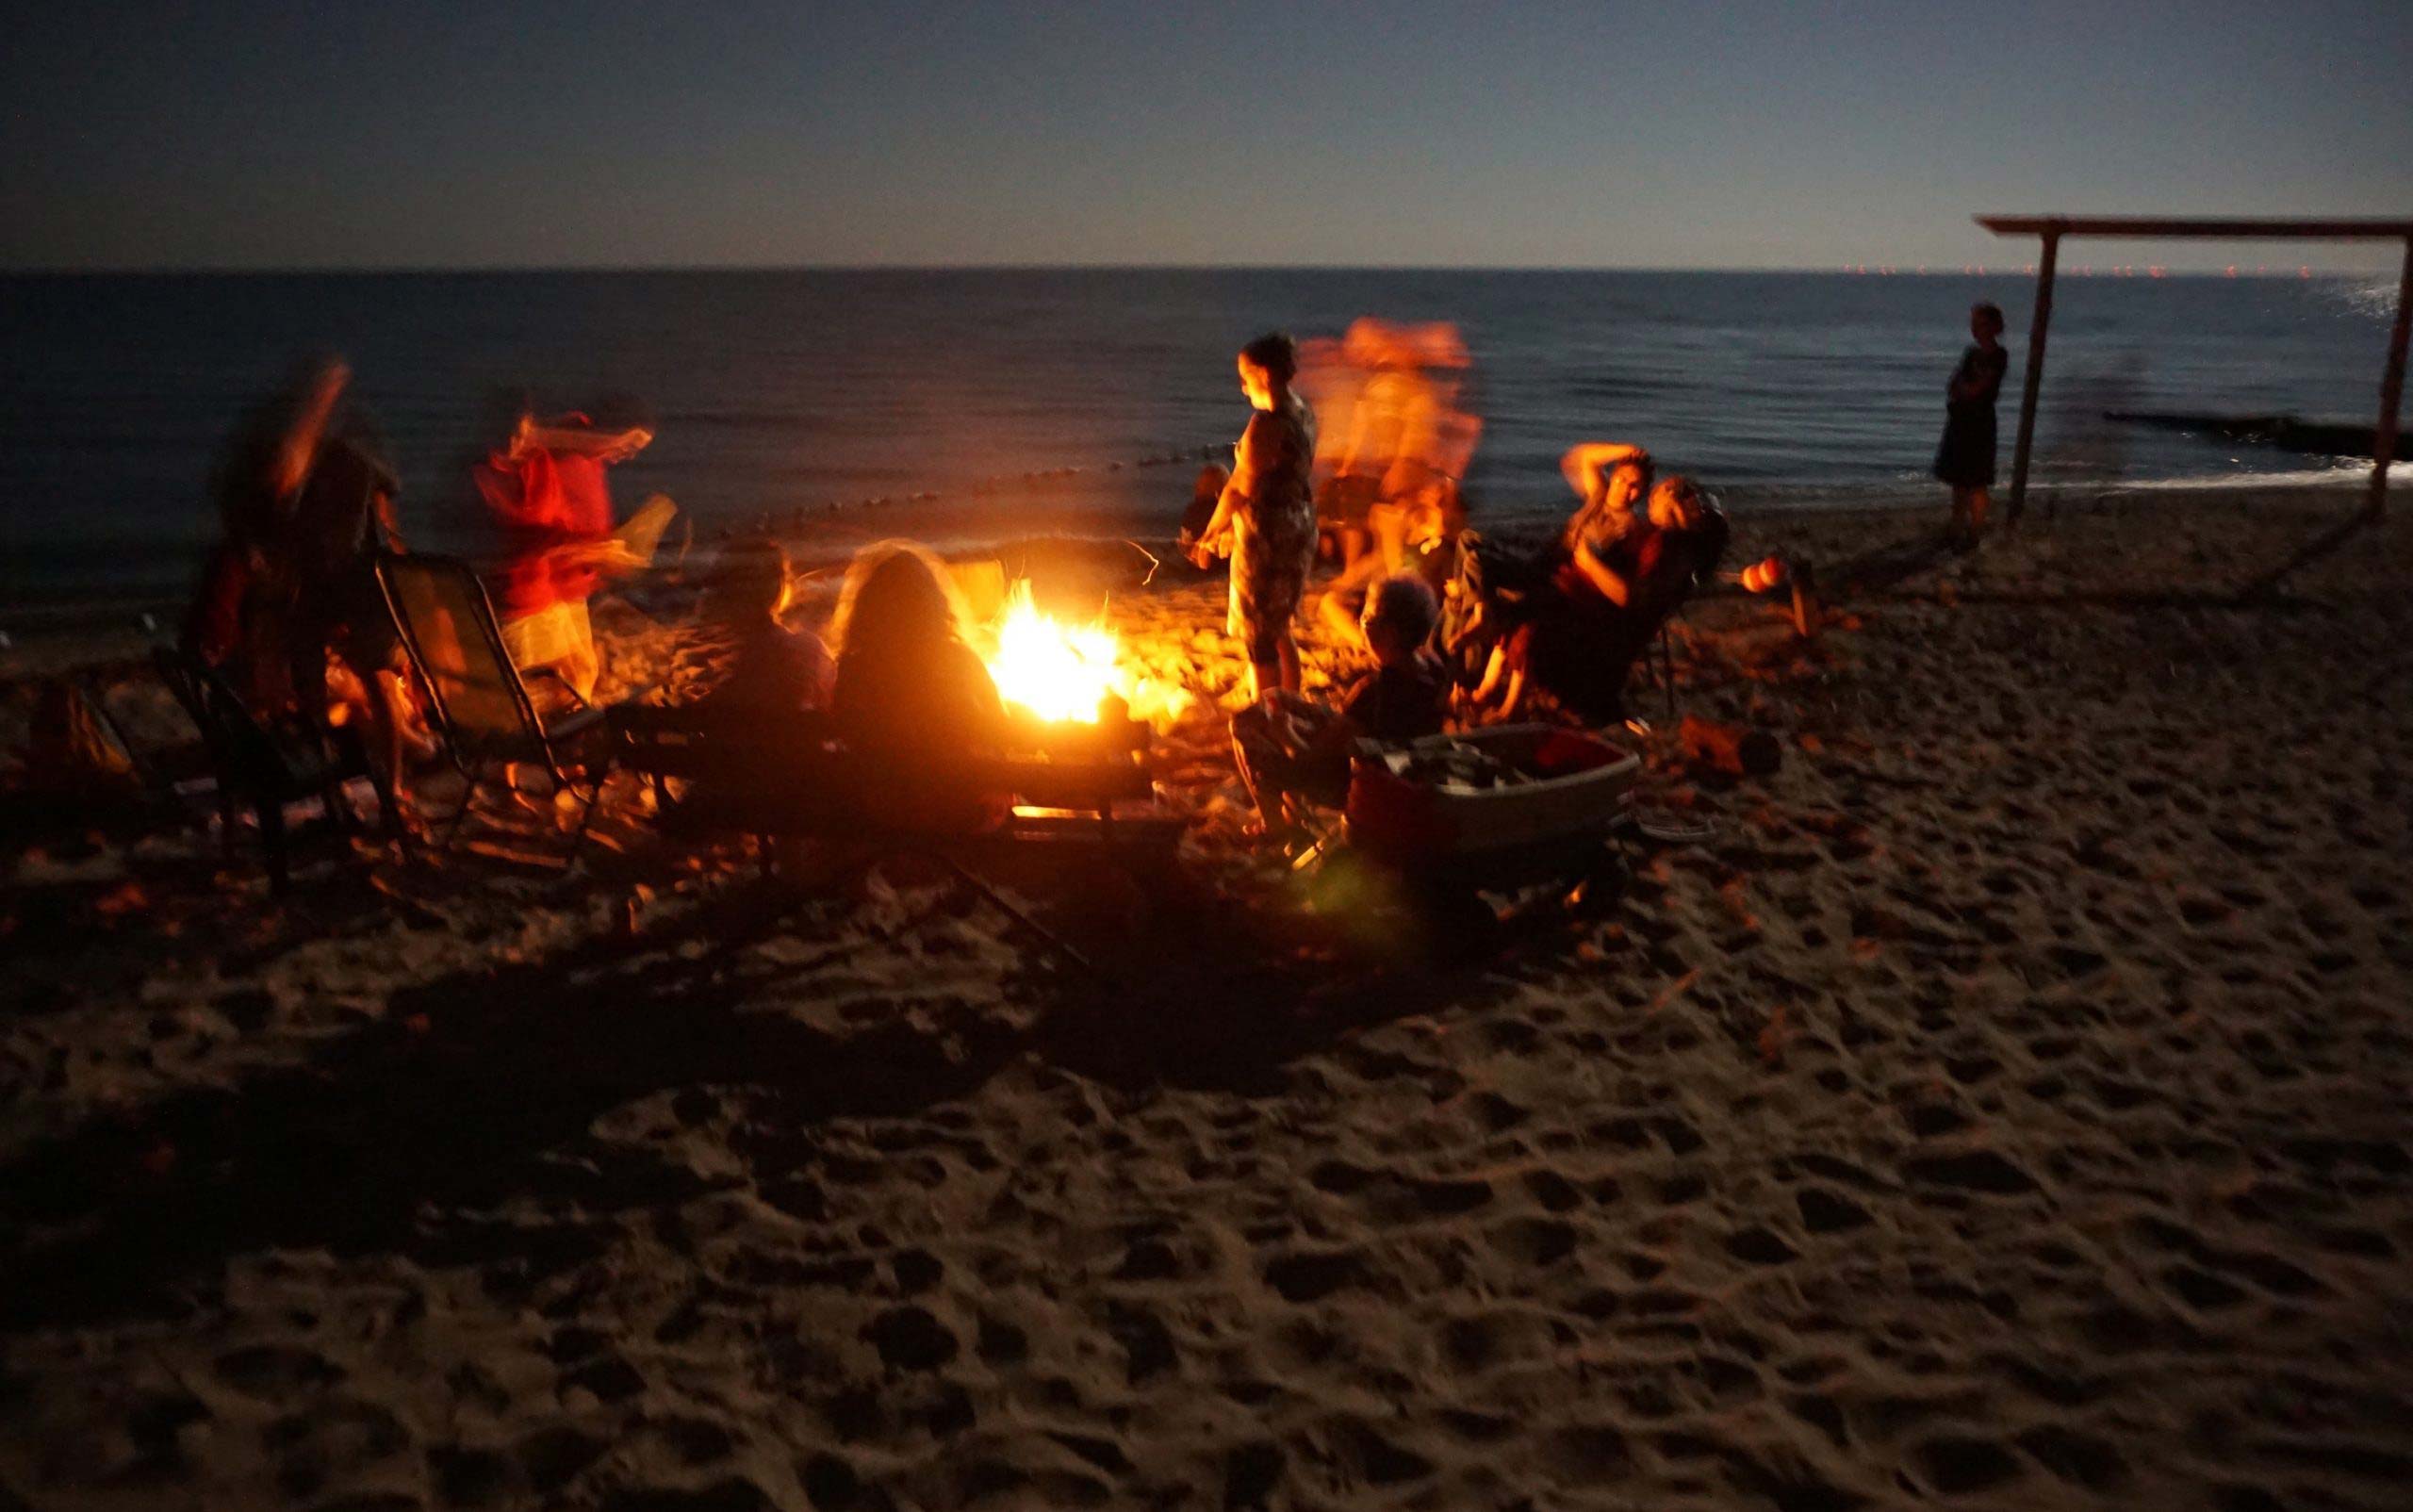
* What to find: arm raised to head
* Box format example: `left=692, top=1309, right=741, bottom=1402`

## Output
left=1560, top=441, right=1647, bottom=505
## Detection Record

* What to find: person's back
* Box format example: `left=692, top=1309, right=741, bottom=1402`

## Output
left=828, top=543, right=1010, bottom=830
left=1341, top=648, right=1448, bottom=744
left=705, top=538, right=832, bottom=726
left=831, top=638, right=1007, bottom=786
left=720, top=619, right=834, bottom=721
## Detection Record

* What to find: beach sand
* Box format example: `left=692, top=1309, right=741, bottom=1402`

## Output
left=3, top=486, right=2409, bottom=1509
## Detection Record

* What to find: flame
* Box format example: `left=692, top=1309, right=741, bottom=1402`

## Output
left=982, top=579, right=1190, bottom=728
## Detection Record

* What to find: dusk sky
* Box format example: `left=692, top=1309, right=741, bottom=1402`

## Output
left=5, top=0, right=2407, bottom=272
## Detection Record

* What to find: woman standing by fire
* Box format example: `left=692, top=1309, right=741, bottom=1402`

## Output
left=1190, top=332, right=1319, bottom=700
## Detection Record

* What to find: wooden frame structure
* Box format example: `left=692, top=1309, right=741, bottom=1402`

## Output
left=1975, top=217, right=2413, bottom=541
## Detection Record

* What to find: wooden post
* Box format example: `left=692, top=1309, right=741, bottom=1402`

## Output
left=2007, top=229, right=2059, bottom=523
left=2370, top=236, right=2412, bottom=519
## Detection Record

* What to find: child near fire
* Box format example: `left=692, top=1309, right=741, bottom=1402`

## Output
left=1232, top=574, right=1448, bottom=843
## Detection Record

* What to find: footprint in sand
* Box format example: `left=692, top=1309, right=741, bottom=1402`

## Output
left=1909, top=1432, right=2026, bottom=1495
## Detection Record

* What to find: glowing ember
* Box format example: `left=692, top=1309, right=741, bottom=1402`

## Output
left=982, top=579, right=1189, bottom=728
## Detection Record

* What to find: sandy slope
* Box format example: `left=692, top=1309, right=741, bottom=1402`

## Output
left=2, top=487, right=2408, bottom=1510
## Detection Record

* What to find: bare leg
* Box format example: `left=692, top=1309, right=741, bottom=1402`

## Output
left=1471, top=644, right=1511, bottom=706
left=1274, top=637, right=1302, bottom=696
left=1317, top=591, right=1366, bottom=649
left=1371, top=503, right=1408, bottom=577
left=1966, top=486, right=1991, bottom=537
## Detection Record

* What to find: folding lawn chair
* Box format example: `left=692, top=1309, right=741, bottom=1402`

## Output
left=374, top=553, right=612, bottom=852
left=152, top=646, right=391, bottom=892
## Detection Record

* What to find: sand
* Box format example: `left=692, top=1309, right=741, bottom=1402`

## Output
left=2, top=486, right=2409, bottom=1509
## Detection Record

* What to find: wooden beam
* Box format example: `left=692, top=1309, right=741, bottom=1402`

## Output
left=2372, top=238, right=2413, bottom=518
left=2007, top=232, right=2058, bottom=523
left=1977, top=215, right=2413, bottom=240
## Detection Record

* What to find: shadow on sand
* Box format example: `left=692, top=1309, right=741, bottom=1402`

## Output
left=0, top=862, right=1518, bottom=1339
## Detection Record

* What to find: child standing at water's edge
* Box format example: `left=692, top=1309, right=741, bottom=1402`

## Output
left=1934, top=302, right=2010, bottom=542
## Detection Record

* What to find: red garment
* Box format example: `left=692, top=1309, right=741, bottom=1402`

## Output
left=473, top=445, right=614, bottom=620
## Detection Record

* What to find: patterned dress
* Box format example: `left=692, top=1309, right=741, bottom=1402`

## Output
left=1225, top=393, right=1319, bottom=662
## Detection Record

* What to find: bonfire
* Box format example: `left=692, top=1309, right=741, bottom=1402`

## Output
left=981, top=579, right=1189, bottom=730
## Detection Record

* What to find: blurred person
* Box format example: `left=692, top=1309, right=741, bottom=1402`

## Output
left=1233, top=574, right=1448, bottom=844
left=1324, top=321, right=1406, bottom=569
left=1189, top=332, right=1319, bottom=701
left=471, top=393, right=664, bottom=702
left=184, top=354, right=425, bottom=806
left=1933, top=302, right=2009, bottom=543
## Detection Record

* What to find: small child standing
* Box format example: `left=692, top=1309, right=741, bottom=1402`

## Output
left=1232, top=574, right=1449, bottom=842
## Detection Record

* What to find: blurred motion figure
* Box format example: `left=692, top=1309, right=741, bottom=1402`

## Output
left=471, top=394, right=667, bottom=702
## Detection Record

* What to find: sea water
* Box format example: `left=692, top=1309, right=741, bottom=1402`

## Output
left=0, top=268, right=2397, bottom=612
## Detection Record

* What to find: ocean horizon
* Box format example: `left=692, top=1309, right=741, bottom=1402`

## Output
left=3, top=266, right=2396, bottom=616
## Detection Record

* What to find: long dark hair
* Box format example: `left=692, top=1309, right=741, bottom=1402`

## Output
left=831, top=540, right=970, bottom=677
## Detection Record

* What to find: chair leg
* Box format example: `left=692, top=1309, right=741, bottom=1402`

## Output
left=564, top=769, right=609, bottom=866
left=257, top=795, right=291, bottom=895
left=442, top=764, right=481, bottom=851
left=1659, top=628, right=1677, bottom=725
left=932, top=852, right=1097, bottom=978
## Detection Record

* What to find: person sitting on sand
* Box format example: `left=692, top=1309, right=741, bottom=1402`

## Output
left=704, top=536, right=833, bottom=722
left=829, top=540, right=1010, bottom=830
left=1472, top=474, right=1728, bottom=723
left=1232, top=574, right=1448, bottom=843
left=1189, top=332, right=1319, bottom=701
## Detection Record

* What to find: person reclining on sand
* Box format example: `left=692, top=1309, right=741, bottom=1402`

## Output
left=1233, top=575, right=1449, bottom=844
left=702, top=536, right=833, bottom=723
left=1469, top=474, right=1729, bottom=724
left=827, top=540, right=1011, bottom=831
